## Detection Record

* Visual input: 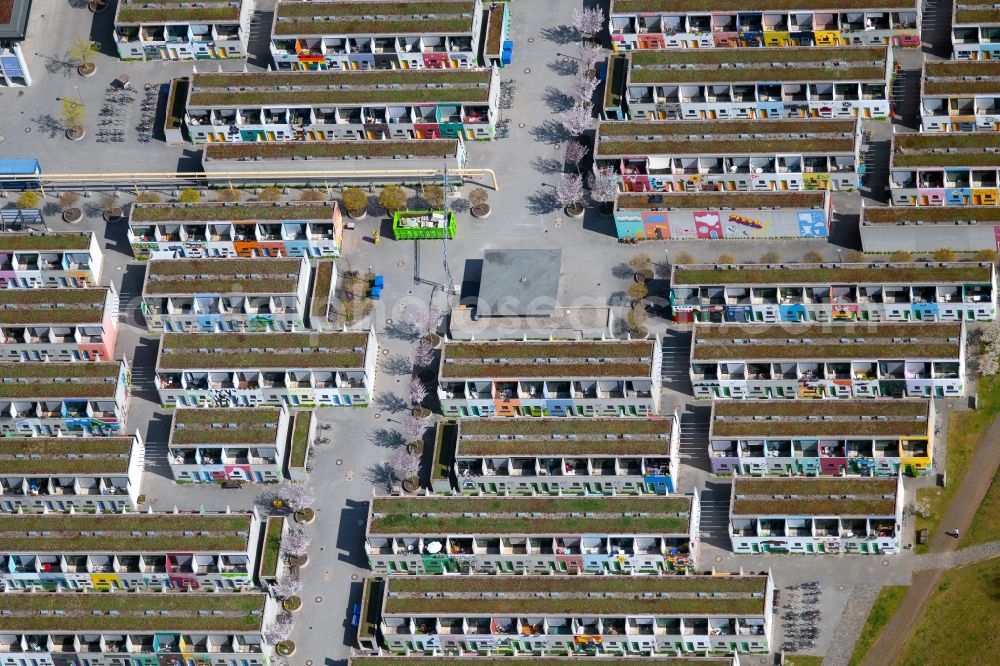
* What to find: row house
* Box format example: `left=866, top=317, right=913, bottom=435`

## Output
left=890, top=132, right=1000, bottom=206
left=0, top=0, right=30, bottom=86
left=607, top=47, right=891, bottom=121
left=349, top=659, right=740, bottom=666
left=708, top=399, right=933, bottom=476
left=689, top=322, right=965, bottom=400
left=0, top=286, right=119, bottom=361
left=614, top=191, right=831, bottom=241
left=437, top=339, right=661, bottom=418
left=0, top=232, right=102, bottom=288
left=127, top=201, right=343, bottom=259
left=0, top=593, right=275, bottom=666
left=860, top=205, right=1000, bottom=252
left=374, top=574, right=773, bottom=656
left=155, top=330, right=377, bottom=408
left=168, top=407, right=290, bottom=483
left=608, top=0, right=919, bottom=50
left=113, top=0, right=252, bottom=61
left=202, top=137, right=467, bottom=174
left=0, top=434, right=144, bottom=513
left=270, top=0, right=483, bottom=71
left=0, top=511, right=260, bottom=592
left=729, top=476, right=903, bottom=554
left=595, top=119, right=861, bottom=193
left=668, top=261, right=996, bottom=323
left=183, top=68, right=498, bottom=143
left=365, top=494, right=698, bottom=576
left=951, top=2, right=1000, bottom=60
left=0, top=360, right=131, bottom=436
left=432, top=415, right=679, bottom=495
left=921, top=61, right=1000, bottom=132
left=141, top=257, right=311, bottom=333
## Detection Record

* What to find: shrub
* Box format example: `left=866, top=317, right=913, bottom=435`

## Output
left=759, top=251, right=780, bottom=264
left=627, top=282, right=649, bottom=301
left=469, top=188, right=489, bottom=207
left=135, top=191, right=162, bottom=204
left=15, top=191, right=41, bottom=209
left=299, top=189, right=326, bottom=202
left=673, top=251, right=695, bottom=265
left=216, top=187, right=241, bottom=203
left=177, top=189, right=201, bottom=203
left=58, top=192, right=80, bottom=209
left=717, top=253, right=737, bottom=264
left=258, top=187, right=282, bottom=202
left=973, top=249, right=998, bottom=263
left=379, top=184, right=407, bottom=214
left=889, top=250, right=913, bottom=262
left=802, top=250, right=825, bottom=263
left=342, top=188, right=368, bottom=216
left=422, top=184, right=445, bottom=210
left=932, top=248, right=956, bottom=262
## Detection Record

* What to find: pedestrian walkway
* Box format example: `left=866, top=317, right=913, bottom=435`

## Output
left=822, top=585, right=881, bottom=666
left=913, top=538, right=1000, bottom=571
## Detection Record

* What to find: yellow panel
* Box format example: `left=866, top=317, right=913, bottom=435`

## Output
left=764, top=31, right=790, bottom=47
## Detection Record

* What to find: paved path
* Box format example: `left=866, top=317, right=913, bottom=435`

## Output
left=823, top=585, right=881, bottom=666
left=913, top=539, right=1000, bottom=571
left=861, top=418, right=1000, bottom=666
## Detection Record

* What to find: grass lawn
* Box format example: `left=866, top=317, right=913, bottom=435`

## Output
left=913, top=374, right=1000, bottom=553
left=784, top=657, right=825, bottom=666
left=848, top=585, right=909, bottom=666
left=896, top=557, right=1000, bottom=666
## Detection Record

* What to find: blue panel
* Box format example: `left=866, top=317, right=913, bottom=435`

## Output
left=797, top=210, right=828, bottom=238
left=780, top=304, right=807, bottom=321
left=725, top=306, right=752, bottom=322
left=911, top=303, right=939, bottom=316
left=946, top=188, right=970, bottom=205
left=283, top=240, right=310, bottom=257
left=644, top=474, right=673, bottom=494
left=544, top=399, right=574, bottom=416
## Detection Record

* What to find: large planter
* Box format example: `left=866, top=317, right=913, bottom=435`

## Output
left=471, top=203, right=491, bottom=218
left=289, top=554, right=309, bottom=569
left=88, top=0, right=108, bottom=12
left=78, top=62, right=97, bottom=77
left=275, top=641, right=296, bottom=657
left=401, top=477, right=421, bottom=493
left=293, top=508, right=315, bottom=524
left=62, top=208, right=83, bottom=224
left=66, top=126, right=85, bottom=141
left=412, top=407, right=432, bottom=420
left=407, top=440, right=425, bottom=455
left=421, top=333, right=441, bottom=349
left=565, top=204, right=584, bottom=218
left=282, top=596, right=302, bottom=612
left=103, top=207, right=123, bottom=222
left=346, top=208, right=367, bottom=220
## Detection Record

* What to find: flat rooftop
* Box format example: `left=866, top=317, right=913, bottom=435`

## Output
left=0, top=362, right=123, bottom=400
left=0, top=436, right=135, bottom=475
left=892, top=133, right=1000, bottom=168
left=691, top=322, right=963, bottom=361
left=612, top=0, right=914, bottom=11
left=158, top=332, right=369, bottom=371
left=711, top=400, right=931, bottom=438
left=0, top=0, right=30, bottom=41
left=0, top=288, right=108, bottom=325
left=187, top=69, right=493, bottom=107
left=351, top=659, right=734, bottom=666
left=954, top=2, right=1000, bottom=26
left=923, top=61, right=1000, bottom=95
left=144, top=258, right=303, bottom=296
left=273, top=0, right=477, bottom=36
left=439, top=340, right=656, bottom=379
left=130, top=203, right=336, bottom=223
left=204, top=139, right=461, bottom=161
left=116, top=0, right=241, bottom=24
left=310, top=260, right=335, bottom=319
left=671, top=262, right=991, bottom=285
left=369, top=496, right=693, bottom=535
left=627, top=48, right=887, bottom=84
left=170, top=408, right=282, bottom=446
left=449, top=305, right=611, bottom=339
left=477, top=249, right=562, bottom=317
left=732, top=477, right=898, bottom=517
left=617, top=192, right=827, bottom=211
left=0, top=593, right=266, bottom=632
left=596, top=120, right=857, bottom=157
left=0, top=513, right=254, bottom=552
left=0, top=232, right=91, bottom=252
left=383, top=576, right=768, bottom=616
left=456, top=417, right=672, bottom=456
left=863, top=206, right=1000, bottom=224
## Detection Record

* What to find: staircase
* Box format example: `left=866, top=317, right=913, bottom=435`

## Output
left=698, top=482, right=734, bottom=548
left=246, top=11, right=275, bottom=69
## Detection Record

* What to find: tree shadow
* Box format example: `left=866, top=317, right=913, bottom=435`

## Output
left=374, top=392, right=407, bottom=413
left=383, top=319, right=418, bottom=341
left=531, top=156, right=562, bottom=174
left=611, top=262, right=634, bottom=280
left=363, top=463, right=395, bottom=492
left=32, top=114, right=63, bottom=139
left=608, top=290, right=628, bottom=307
left=368, top=427, right=405, bottom=449
left=547, top=58, right=578, bottom=76
left=381, top=353, right=412, bottom=376
left=541, top=24, right=578, bottom=44
left=530, top=119, right=570, bottom=144
left=42, top=202, right=60, bottom=217
left=542, top=86, right=574, bottom=113
left=527, top=190, right=558, bottom=215
left=451, top=198, right=470, bottom=213
left=42, top=55, right=77, bottom=78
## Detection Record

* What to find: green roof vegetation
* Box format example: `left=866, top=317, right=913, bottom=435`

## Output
left=441, top=341, right=655, bottom=378
left=923, top=61, right=1000, bottom=94
left=158, top=332, right=368, bottom=370
left=170, top=422, right=279, bottom=446
left=117, top=6, right=240, bottom=22
left=617, top=192, right=826, bottom=210
left=484, top=2, right=506, bottom=55
left=713, top=400, right=929, bottom=418
left=432, top=420, right=456, bottom=481
left=0, top=289, right=107, bottom=324
left=288, top=410, right=312, bottom=468
left=145, top=258, right=302, bottom=295
left=600, top=137, right=854, bottom=156
left=259, top=516, right=283, bottom=578
left=711, top=420, right=927, bottom=438
left=277, top=0, right=474, bottom=17
left=441, top=362, right=651, bottom=379
left=604, top=53, right=627, bottom=108
left=274, top=0, right=475, bottom=34
left=694, top=322, right=961, bottom=341
left=0, top=363, right=121, bottom=399
left=732, top=497, right=897, bottom=516
left=131, top=203, right=334, bottom=222
left=189, top=88, right=489, bottom=106
left=735, top=477, right=896, bottom=496
left=0, top=233, right=92, bottom=252
left=0, top=514, right=253, bottom=552
left=384, top=575, right=767, bottom=615
left=612, top=0, right=913, bottom=10
left=369, top=496, right=692, bottom=535
left=458, top=438, right=670, bottom=456
left=311, top=260, right=334, bottom=318
left=672, top=263, right=990, bottom=285
left=460, top=418, right=669, bottom=437
left=599, top=119, right=855, bottom=136
left=445, top=340, right=653, bottom=360
left=0, top=593, right=266, bottom=632
left=165, top=78, right=188, bottom=130
left=693, top=343, right=959, bottom=360
left=193, top=69, right=490, bottom=89
left=955, top=7, right=1000, bottom=24
left=351, top=659, right=734, bottom=666
left=632, top=47, right=885, bottom=67
left=863, top=206, right=1000, bottom=224
left=173, top=408, right=280, bottom=425
left=205, top=139, right=459, bottom=161
left=274, top=18, right=472, bottom=36
left=733, top=477, right=897, bottom=516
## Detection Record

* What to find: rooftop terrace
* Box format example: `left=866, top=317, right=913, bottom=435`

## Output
left=158, top=332, right=368, bottom=370
left=612, top=0, right=913, bottom=10
left=145, top=258, right=302, bottom=296
left=352, top=659, right=734, bottom=666
left=440, top=340, right=656, bottom=379
left=130, top=203, right=335, bottom=223
left=671, top=262, right=991, bottom=285
left=273, top=0, right=477, bottom=36
left=171, top=408, right=281, bottom=446
left=954, top=2, right=1000, bottom=24
left=0, top=436, right=135, bottom=475
left=0, top=362, right=123, bottom=399
left=863, top=206, right=1000, bottom=224
left=711, top=400, right=930, bottom=438
left=617, top=192, right=827, bottom=211
left=0, top=233, right=92, bottom=252
left=892, top=133, right=1000, bottom=168
left=116, top=0, right=241, bottom=24
left=0, top=514, right=254, bottom=552
left=923, top=61, right=1000, bottom=95
left=732, top=477, right=898, bottom=517
left=0, top=288, right=107, bottom=325
left=204, top=139, right=460, bottom=161
left=369, top=496, right=692, bottom=535
left=310, top=260, right=334, bottom=319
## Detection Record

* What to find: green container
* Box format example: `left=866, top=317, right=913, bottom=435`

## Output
left=392, top=210, right=456, bottom=240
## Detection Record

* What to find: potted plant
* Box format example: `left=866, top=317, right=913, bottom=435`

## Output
left=258, top=186, right=282, bottom=202
left=178, top=188, right=202, bottom=203
left=61, top=98, right=86, bottom=141
left=282, top=528, right=311, bottom=568
left=282, top=595, right=302, bottom=612
left=275, top=642, right=296, bottom=657
left=69, top=36, right=98, bottom=77
left=101, top=193, right=123, bottom=221
left=469, top=187, right=491, bottom=218
left=88, top=0, right=108, bottom=12
left=422, top=184, right=445, bottom=210
left=379, top=184, right=408, bottom=216
left=59, top=191, right=83, bottom=223
left=341, top=187, right=369, bottom=219
left=283, top=484, right=316, bottom=523
left=629, top=253, right=654, bottom=282
left=392, top=449, right=421, bottom=494
left=14, top=190, right=41, bottom=211
left=555, top=174, right=585, bottom=218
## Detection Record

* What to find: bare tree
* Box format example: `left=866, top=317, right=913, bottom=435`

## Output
left=578, top=42, right=603, bottom=72
left=411, top=342, right=434, bottom=368
left=408, top=377, right=428, bottom=406
left=572, top=6, right=606, bottom=41
left=571, top=71, right=599, bottom=103
left=270, top=573, right=303, bottom=600
left=281, top=484, right=316, bottom=513
left=555, top=174, right=586, bottom=209
left=561, top=102, right=593, bottom=136
left=282, top=527, right=312, bottom=558
left=401, top=413, right=425, bottom=441
left=587, top=172, right=618, bottom=204
left=265, top=614, right=293, bottom=644
left=564, top=140, right=589, bottom=174
left=392, top=449, right=421, bottom=482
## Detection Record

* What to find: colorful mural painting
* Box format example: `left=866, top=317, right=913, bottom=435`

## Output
left=614, top=206, right=829, bottom=240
